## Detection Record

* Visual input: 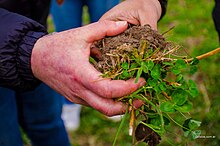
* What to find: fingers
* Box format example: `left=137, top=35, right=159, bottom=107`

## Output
left=82, top=20, right=128, bottom=42
left=100, top=10, right=157, bottom=29
left=90, top=78, right=146, bottom=98
left=75, top=63, right=146, bottom=98
left=132, top=99, right=144, bottom=110
left=138, top=10, right=158, bottom=29
left=99, top=0, right=161, bottom=29
left=81, top=89, right=143, bottom=116
left=83, top=89, right=126, bottom=116
left=65, top=95, right=89, bottom=106
left=100, top=13, right=140, bottom=26
left=99, top=2, right=140, bottom=25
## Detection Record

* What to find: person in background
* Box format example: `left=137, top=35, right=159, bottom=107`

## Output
left=50, top=0, right=120, bottom=130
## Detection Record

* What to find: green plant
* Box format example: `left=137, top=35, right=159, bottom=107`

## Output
left=91, top=25, right=220, bottom=146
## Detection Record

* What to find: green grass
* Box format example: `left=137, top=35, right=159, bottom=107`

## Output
left=46, top=1, right=220, bottom=146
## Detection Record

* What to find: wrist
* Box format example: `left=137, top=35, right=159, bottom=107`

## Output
left=17, top=31, right=46, bottom=91
left=31, top=35, right=45, bottom=81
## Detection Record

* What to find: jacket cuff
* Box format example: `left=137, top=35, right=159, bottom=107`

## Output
left=158, top=0, right=168, bottom=20
left=0, top=8, right=48, bottom=92
left=17, top=31, right=47, bottom=91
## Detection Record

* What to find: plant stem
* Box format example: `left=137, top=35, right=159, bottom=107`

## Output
left=162, top=91, right=171, bottom=100
left=156, top=95, right=165, bottom=133
left=166, top=114, right=190, bottom=131
left=140, top=94, right=165, bottom=134
left=112, top=107, right=129, bottom=146
left=129, top=105, right=136, bottom=145
left=185, top=47, right=220, bottom=63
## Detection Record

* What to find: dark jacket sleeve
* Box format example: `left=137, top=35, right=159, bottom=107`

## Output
left=158, top=0, right=168, bottom=20
left=0, top=8, right=48, bottom=91
left=213, top=0, right=220, bottom=42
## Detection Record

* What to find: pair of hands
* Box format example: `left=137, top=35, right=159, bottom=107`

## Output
left=31, top=0, right=162, bottom=116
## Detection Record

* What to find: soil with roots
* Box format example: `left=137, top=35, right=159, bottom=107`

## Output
left=90, top=25, right=176, bottom=146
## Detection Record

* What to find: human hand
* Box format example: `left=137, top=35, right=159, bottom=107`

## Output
left=99, top=0, right=162, bottom=30
left=31, top=21, right=146, bottom=116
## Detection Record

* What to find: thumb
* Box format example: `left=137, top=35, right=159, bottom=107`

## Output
left=82, top=20, right=128, bottom=42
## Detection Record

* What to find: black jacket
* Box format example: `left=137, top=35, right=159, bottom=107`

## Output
left=213, top=0, right=220, bottom=41
left=0, top=0, right=50, bottom=91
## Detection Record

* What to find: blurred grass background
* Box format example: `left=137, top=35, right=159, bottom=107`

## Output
left=23, top=0, right=220, bottom=146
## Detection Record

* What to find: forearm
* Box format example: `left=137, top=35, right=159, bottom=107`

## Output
left=0, top=8, right=47, bottom=91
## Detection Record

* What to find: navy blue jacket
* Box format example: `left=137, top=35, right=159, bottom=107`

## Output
left=0, top=1, right=50, bottom=91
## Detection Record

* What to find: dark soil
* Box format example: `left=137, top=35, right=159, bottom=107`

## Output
left=96, top=24, right=166, bottom=50
left=91, top=24, right=169, bottom=73
left=135, top=121, right=161, bottom=146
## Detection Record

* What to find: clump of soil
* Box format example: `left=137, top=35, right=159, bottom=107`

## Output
left=96, top=24, right=166, bottom=51
left=91, top=24, right=174, bottom=76
left=135, top=121, right=161, bottom=146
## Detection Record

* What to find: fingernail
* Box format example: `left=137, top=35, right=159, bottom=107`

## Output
left=115, top=21, right=127, bottom=26
left=139, top=80, right=146, bottom=87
